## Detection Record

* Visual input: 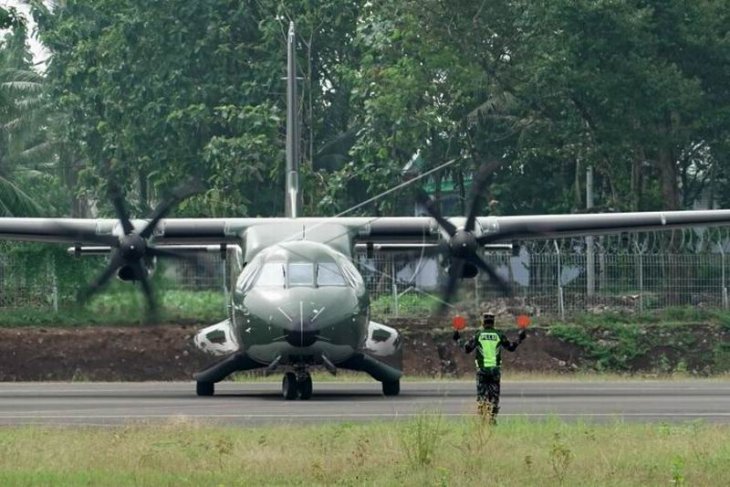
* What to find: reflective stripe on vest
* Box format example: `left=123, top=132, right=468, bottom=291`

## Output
left=476, top=332, right=500, bottom=368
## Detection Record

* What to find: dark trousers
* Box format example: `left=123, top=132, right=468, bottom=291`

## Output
left=476, top=368, right=501, bottom=415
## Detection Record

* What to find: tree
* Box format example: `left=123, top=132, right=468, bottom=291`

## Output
left=0, top=11, right=48, bottom=216
left=30, top=0, right=368, bottom=218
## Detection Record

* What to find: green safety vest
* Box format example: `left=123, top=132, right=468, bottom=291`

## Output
left=476, top=331, right=501, bottom=369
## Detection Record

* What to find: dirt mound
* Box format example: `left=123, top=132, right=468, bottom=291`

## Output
left=0, top=322, right=725, bottom=381
left=0, top=325, right=208, bottom=381
left=402, top=327, right=584, bottom=376
left=0, top=324, right=577, bottom=381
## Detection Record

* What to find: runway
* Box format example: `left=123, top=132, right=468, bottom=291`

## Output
left=0, top=380, right=728, bottom=426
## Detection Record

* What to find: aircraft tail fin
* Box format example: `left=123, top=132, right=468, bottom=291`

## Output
left=285, top=22, right=302, bottom=218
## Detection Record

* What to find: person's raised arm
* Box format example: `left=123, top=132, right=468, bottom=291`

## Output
left=501, top=330, right=526, bottom=352
left=452, top=331, right=476, bottom=353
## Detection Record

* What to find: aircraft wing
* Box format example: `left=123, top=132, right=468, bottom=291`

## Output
left=350, top=210, right=730, bottom=244
left=473, top=210, right=730, bottom=242
left=0, top=218, right=249, bottom=245
left=0, top=210, right=729, bottom=246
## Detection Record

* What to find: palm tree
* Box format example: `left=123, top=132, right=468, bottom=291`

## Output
left=0, top=16, right=51, bottom=216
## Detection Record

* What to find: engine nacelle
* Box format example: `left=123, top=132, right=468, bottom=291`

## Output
left=117, top=263, right=155, bottom=281
left=194, top=319, right=240, bottom=356
left=365, top=321, right=402, bottom=358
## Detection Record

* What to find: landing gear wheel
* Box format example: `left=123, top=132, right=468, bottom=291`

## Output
left=382, top=380, right=400, bottom=396
left=282, top=372, right=298, bottom=400
left=196, top=381, right=214, bottom=397
left=297, top=374, right=313, bottom=400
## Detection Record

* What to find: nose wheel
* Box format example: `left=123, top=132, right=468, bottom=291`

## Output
left=282, top=370, right=313, bottom=400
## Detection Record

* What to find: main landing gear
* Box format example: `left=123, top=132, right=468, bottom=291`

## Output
left=282, top=369, right=313, bottom=400
left=382, top=380, right=400, bottom=396
left=196, top=381, right=215, bottom=396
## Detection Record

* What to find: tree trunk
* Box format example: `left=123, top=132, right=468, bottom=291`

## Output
left=657, top=146, right=680, bottom=210
left=630, top=149, right=643, bottom=211
left=574, top=157, right=582, bottom=211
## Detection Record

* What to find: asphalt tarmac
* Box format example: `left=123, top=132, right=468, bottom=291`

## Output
left=0, top=380, right=728, bottom=426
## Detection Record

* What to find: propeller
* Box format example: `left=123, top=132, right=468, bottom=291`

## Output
left=78, top=181, right=202, bottom=319
left=416, top=164, right=514, bottom=320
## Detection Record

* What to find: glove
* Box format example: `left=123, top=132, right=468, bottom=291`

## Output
left=518, top=330, right=527, bottom=342
left=452, top=331, right=460, bottom=341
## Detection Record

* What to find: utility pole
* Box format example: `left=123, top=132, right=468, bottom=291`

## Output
left=285, top=22, right=301, bottom=218
left=586, top=165, right=595, bottom=296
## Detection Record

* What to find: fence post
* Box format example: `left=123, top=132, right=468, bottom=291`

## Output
left=634, top=240, right=644, bottom=313
left=49, top=254, right=58, bottom=312
left=474, top=272, right=479, bottom=310
left=391, top=257, right=398, bottom=317
left=721, top=246, right=728, bottom=310
left=554, top=241, right=565, bottom=320
left=221, top=256, right=228, bottom=313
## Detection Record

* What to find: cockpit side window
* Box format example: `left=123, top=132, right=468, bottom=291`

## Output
left=288, top=262, right=314, bottom=287
left=339, top=257, right=364, bottom=288
left=255, top=262, right=286, bottom=287
left=317, top=262, right=347, bottom=286
left=236, top=261, right=260, bottom=293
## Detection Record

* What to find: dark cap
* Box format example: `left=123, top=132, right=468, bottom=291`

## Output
left=482, top=312, right=495, bottom=321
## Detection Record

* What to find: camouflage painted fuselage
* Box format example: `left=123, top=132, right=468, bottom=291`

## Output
left=193, top=222, right=401, bottom=378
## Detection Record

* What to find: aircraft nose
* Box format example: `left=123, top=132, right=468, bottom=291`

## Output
left=243, top=287, right=360, bottom=344
left=285, top=325, right=318, bottom=347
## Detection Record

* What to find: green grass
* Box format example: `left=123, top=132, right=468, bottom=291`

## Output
left=0, top=418, right=728, bottom=486
left=370, top=292, right=437, bottom=317
left=0, top=290, right=226, bottom=327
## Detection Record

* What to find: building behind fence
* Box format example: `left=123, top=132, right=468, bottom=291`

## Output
left=2, top=229, right=729, bottom=319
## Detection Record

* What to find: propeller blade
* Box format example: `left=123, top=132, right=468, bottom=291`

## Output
left=140, top=181, right=203, bottom=239
left=78, top=253, right=125, bottom=304
left=109, top=185, right=135, bottom=236
left=416, top=190, right=457, bottom=237
left=467, top=254, right=513, bottom=297
left=132, top=261, right=158, bottom=318
left=465, top=164, right=494, bottom=232
left=435, top=258, right=466, bottom=318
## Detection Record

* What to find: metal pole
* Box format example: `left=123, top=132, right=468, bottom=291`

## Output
left=221, top=257, right=228, bottom=313
left=721, top=246, right=728, bottom=309
left=391, top=257, right=398, bottom=317
left=635, top=241, right=644, bottom=313
left=50, top=254, right=58, bottom=312
left=586, top=165, right=595, bottom=297
left=474, top=272, right=479, bottom=311
left=554, top=240, right=565, bottom=320
left=285, top=22, right=301, bottom=218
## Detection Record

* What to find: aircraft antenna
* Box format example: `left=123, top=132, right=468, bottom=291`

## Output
left=285, top=21, right=302, bottom=218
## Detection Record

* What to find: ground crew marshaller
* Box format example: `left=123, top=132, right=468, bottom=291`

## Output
left=453, top=312, right=526, bottom=421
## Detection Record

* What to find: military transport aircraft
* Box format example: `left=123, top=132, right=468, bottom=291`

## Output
left=2, top=23, right=730, bottom=400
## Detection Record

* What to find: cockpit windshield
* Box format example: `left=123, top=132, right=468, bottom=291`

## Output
left=288, top=263, right=314, bottom=287
left=317, top=262, right=347, bottom=286
left=255, top=262, right=286, bottom=287
left=250, top=260, right=350, bottom=289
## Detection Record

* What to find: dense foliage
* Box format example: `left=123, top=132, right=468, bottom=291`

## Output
left=0, top=0, right=726, bottom=219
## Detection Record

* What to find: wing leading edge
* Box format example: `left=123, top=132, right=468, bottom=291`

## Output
left=0, top=210, right=729, bottom=246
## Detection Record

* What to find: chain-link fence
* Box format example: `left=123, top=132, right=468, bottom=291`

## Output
left=1, top=229, right=730, bottom=319
left=358, top=251, right=730, bottom=319
left=356, top=228, right=730, bottom=319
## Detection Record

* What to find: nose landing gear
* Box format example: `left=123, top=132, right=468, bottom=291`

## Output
left=282, top=369, right=313, bottom=400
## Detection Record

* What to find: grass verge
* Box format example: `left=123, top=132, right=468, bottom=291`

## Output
left=0, top=290, right=226, bottom=327
left=0, top=418, right=727, bottom=486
